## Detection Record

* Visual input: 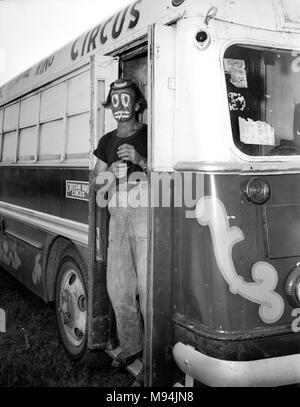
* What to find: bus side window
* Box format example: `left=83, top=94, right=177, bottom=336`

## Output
left=0, top=109, right=3, bottom=161
left=225, top=48, right=266, bottom=156
left=66, top=70, right=90, bottom=161
left=19, top=94, right=39, bottom=162
left=2, top=103, right=18, bottom=163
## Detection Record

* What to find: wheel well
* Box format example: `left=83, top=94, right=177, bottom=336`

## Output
left=45, top=236, right=82, bottom=302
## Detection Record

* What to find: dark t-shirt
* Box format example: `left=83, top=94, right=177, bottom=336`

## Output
left=94, top=124, right=147, bottom=175
left=93, top=124, right=147, bottom=177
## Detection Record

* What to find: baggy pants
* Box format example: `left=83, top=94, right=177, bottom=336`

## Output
left=107, top=182, right=148, bottom=357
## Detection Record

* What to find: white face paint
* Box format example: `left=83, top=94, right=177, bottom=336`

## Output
left=111, top=93, right=119, bottom=108
left=121, top=93, right=130, bottom=107
left=111, top=91, right=135, bottom=122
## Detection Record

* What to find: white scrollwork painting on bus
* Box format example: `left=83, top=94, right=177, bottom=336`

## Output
left=0, top=235, right=22, bottom=271
left=32, top=254, right=42, bottom=285
left=195, top=196, right=285, bottom=324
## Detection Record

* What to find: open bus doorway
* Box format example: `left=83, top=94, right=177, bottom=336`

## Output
left=56, top=22, right=176, bottom=385
left=89, top=48, right=149, bottom=382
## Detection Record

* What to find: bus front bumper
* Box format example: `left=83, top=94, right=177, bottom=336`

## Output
left=173, top=342, right=300, bottom=387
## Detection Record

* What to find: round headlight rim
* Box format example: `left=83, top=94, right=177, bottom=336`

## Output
left=243, top=177, right=271, bottom=205
left=285, top=265, right=300, bottom=308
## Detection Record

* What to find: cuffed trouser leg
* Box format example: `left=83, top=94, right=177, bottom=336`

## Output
left=107, top=196, right=144, bottom=357
left=129, top=185, right=148, bottom=323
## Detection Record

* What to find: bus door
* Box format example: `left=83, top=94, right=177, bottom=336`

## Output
left=88, top=55, right=118, bottom=351
left=145, top=23, right=177, bottom=387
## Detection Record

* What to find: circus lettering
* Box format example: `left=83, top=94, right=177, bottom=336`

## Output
left=71, top=0, right=142, bottom=61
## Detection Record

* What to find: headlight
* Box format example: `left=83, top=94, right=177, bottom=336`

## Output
left=243, top=178, right=270, bottom=205
left=285, top=264, right=300, bottom=307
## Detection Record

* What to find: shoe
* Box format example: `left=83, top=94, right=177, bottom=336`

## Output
left=131, top=368, right=144, bottom=387
left=111, top=350, right=143, bottom=368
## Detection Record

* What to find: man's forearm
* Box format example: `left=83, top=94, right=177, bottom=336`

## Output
left=137, top=154, right=147, bottom=171
left=93, top=159, right=109, bottom=184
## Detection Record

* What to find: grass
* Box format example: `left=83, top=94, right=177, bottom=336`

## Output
left=0, top=268, right=131, bottom=387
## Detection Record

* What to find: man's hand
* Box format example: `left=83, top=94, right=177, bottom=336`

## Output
left=117, top=144, right=141, bottom=165
left=110, top=160, right=128, bottom=179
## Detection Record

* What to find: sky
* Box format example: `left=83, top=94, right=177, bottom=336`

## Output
left=0, top=0, right=129, bottom=85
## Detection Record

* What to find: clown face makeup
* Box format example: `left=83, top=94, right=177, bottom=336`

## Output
left=110, top=90, right=137, bottom=122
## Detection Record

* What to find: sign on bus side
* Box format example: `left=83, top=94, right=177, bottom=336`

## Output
left=66, top=180, right=89, bottom=202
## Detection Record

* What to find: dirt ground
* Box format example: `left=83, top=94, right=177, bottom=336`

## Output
left=0, top=267, right=131, bottom=387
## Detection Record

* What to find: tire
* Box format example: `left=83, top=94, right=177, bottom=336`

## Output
left=55, top=244, right=109, bottom=367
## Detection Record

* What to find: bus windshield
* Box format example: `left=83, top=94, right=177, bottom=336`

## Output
left=224, top=44, right=300, bottom=157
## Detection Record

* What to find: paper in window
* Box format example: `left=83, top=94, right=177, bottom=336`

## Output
left=224, top=58, right=248, bottom=88
left=239, top=117, right=275, bottom=145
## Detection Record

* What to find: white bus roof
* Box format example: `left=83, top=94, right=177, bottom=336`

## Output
left=0, top=0, right=299, bottom=106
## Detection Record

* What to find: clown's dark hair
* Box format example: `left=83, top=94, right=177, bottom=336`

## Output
left=102, top=78, right=147, bottom=114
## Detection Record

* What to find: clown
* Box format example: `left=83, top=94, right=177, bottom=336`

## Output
left=93, top=79, right=148, bottom=386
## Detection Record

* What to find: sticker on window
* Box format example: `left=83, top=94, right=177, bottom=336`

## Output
left=238, top=117, right=275, bottom=146
left=281, top=0, right=300, bottom=25
left=224, top=58, right=248, bottom=88
left=228, top=92, right=246, bottom=111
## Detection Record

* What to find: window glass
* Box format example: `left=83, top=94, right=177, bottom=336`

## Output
left=67, top=71, right=90, bottom=115
left=66, top=112, right=89, bottom=158
left=3, top=103, right=18, bottom=132
left=20, top=94, right=39, bottom=128
left=224, top=45, right=300, bottom=156
left=0, top=110, right=3, bottom=131
left=18, top=127, right=37, bottom=160
left=2, top=131, right=17, bottom=162
left=40, top=83, right=65, bottom=122
left=39, top=119, right=63, bottom=159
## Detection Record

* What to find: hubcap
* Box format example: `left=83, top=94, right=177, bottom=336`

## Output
left=59, top=268, right=86, bottom=347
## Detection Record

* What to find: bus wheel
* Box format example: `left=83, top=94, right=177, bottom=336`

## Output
left=55, top=246, right=108, bottom=366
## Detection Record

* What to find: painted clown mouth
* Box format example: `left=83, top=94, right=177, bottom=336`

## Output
left=114, top=111, right=131, bottom=120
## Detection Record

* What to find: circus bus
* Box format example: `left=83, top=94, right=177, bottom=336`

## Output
left=1, top=0, right=300, bottom=387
